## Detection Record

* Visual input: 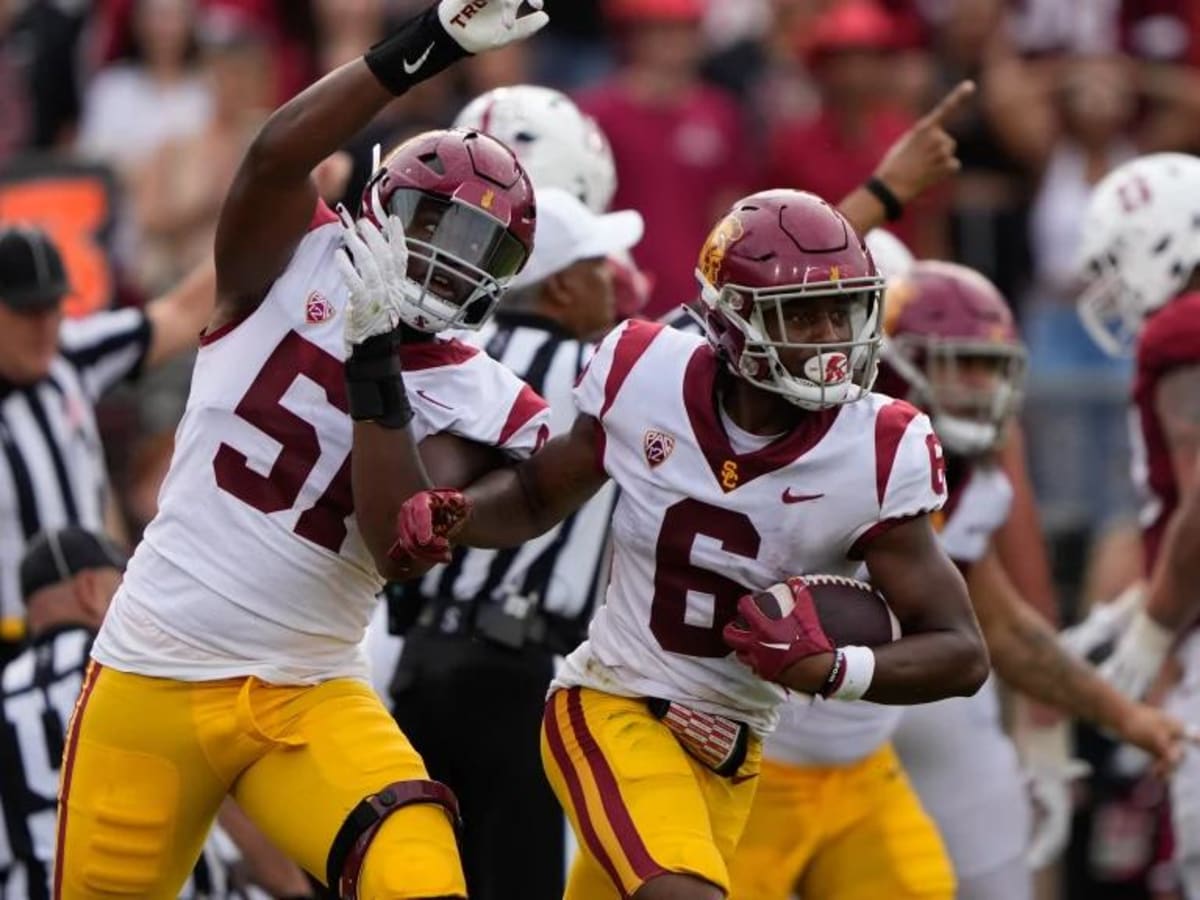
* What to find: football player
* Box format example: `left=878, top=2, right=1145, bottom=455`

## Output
left=881, top=262, right=1185, bottom=900
left=1074, top=152, right=1200, bottom=897
left=55, top=2, right=552, bottom=898
left=394, top=189, right=990, bottom=900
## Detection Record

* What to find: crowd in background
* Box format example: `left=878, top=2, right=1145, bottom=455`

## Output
left=4, top=0, right=1200, bottom=896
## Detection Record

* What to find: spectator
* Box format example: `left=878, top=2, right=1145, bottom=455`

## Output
left=579, top=0, right=753, bottom=319
left=77, top=0, right=212, bottom=176
left=0, top=225, right=214, bottom=658
left=765, top=0, right=944, bottom=255
left=131, top=13, right=272, bottom=294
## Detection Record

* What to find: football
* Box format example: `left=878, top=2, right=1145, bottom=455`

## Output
left=738, top=575, right=901, bottom=647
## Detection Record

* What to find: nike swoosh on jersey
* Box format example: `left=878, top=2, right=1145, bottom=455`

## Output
left=415, top=389, right=453, bottom=411
left=781, top=488, right=825, bottom=504
left=403, top=42, right=434, bottom=74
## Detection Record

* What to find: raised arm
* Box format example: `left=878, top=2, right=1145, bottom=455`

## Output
left=212, top=0, right=546, bottom=321
left=837, top=81, right=975, bottom=236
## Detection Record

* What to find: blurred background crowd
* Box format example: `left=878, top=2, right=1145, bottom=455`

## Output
left=4, top=0, right=1200, bottom=896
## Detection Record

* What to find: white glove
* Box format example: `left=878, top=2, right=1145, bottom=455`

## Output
left=1099, top=609, right=1175, bottom=701
left=1021, top=721, right=1091, bottom=869
left=437, top=0, right=548, bottom=54
left=1059, top=582, right=1144, bottom=659
left=335, top=206, right=409, bottom=352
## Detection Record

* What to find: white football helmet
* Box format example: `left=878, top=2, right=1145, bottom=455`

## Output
left=455, top=85, right=617, bottom=214
left=1077, top=153, right=1200, bottom=356
left=864, top=228, right=915, bottom=280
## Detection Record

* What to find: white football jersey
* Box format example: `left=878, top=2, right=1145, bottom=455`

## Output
left=94, top=205, right=549, bottom=684
left=767, top=461, right=1014, bottom=766
left=552, top=320, right=947, bottom=734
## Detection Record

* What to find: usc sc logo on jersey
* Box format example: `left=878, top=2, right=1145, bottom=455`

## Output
left=643, top=430, right=676, bottom=468
left=699, top=214, right=745, bottom=284
left=720, top=459, right=740, bottom=491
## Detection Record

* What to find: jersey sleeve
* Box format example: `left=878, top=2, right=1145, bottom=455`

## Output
left=848, top=401, right=948, bottom=557
left=405, top=345, right=550, bottom=460
left=59, top=307, right=152, bottom=401
left=939, top=467, right=1014, bottom=566
left=1137, top=292, right=1200, bottom=378
left=573, top=318, right=665, bottom=420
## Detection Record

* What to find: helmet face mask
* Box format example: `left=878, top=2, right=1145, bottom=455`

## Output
left=881, top=260, right=1027, bottom=457
left=359, top=128, right=536, bottom=334
left=696, top=189, right=886, bottom=411
left=702, top=275, right=884, bottom=410
left=1076, top=153, right=1200, bottom=356
left=887, top=336, right=1026, bottom=457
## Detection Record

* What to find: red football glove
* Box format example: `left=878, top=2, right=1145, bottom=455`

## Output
left=388, top=489, right=472, bottom=565
left=722, top=577, right=835, bottom=683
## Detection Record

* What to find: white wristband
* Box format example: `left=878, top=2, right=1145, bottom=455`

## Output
left=1126, top=609, right=1175, bottom=658
left=829, top=645, right=875, bottom=701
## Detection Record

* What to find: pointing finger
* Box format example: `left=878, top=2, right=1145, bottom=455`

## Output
left=920, top=79, right=976, bottom=129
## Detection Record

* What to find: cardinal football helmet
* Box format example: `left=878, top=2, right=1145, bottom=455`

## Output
left=1077, top=152, right=1200, bottom=356
left=696, top=190, right=885, bottom=410
left=360, top=128, right=536, bottom=333
left=881, top=261, right=1026, bottom=456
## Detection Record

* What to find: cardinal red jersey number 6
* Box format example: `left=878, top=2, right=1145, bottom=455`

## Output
left=652, top=499, right=762, bottom=658
left=213, top=331, right=354, bottom=553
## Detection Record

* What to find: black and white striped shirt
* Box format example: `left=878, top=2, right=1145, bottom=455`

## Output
left=405, top=312, right=618, bottom=649
left=0, top=627, right=235, bottom=900
left=0, top=310, right=150, bottom=639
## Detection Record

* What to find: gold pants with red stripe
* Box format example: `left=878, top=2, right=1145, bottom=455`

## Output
left=542, top=687, right=762, bottom=899
left=55, top=663, right=465, bottom=899
left=730, top=744, right=955, bottom=900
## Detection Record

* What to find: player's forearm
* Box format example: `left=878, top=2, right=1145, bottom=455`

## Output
left=1146, top=501, right=1200, bottom=630
left=860, top=629, right=989, bottom=703
left=837, top=188, right=889, bottom=236
left=243, top=60, right=393, bottom=187
left=988, top=596, right=1130, bottom=728
left=353, top=421, right=432, bottom=579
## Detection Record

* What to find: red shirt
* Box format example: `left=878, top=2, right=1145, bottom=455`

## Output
left=1132, top=292, right=1200, bottom=572
left=766, top=107, right=918, bottom=246
left=578, top=81, right=753, bottom=319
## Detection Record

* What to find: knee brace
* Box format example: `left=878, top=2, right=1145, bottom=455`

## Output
left=326, top=779, right=461, bottom=900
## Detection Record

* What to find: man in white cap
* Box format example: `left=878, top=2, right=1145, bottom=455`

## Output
left=386, top=118, right=643, bottom=899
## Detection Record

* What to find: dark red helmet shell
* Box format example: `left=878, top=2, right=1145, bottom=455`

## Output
left=885, top=260, right=1018, bottom=346
left=699, top=189, right=877, bottom=294
left=363, top=128, right=536, bottom=258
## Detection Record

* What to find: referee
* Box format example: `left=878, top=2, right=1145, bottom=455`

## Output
left=0, top=225, right=213, bottom=656
left=389, top=187, right=643, bottom=900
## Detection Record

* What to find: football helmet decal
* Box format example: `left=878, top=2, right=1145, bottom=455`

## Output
left=696, top=189, right=885, bottom=410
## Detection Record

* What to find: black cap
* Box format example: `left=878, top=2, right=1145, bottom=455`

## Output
left=0, top=225, right=70, bottom=312
left=20, top=527, right=127, bottom=604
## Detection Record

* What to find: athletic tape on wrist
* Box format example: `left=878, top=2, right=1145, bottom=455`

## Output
left=827, top=645, right=875, bottom=701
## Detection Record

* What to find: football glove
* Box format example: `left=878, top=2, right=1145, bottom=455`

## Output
left=1059, top=582, right=1143, bottom=661
left=389, top=488, right=472, bottom=565
left=335, top=206, right=409, bottom=353
left=722, top=578, right=834, bottom=684
left=437, top=0, right=548, bottom=53
left=1099, top=609, right=1175, bottom=701
left=1021, top=721, right=1091, bottom=868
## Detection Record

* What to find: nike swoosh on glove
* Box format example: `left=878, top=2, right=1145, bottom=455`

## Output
left=722, top=577, right=835, bottom=683
left=437, top=0, right=548, bottom=54
left=389, top=489, right=473, bottom=565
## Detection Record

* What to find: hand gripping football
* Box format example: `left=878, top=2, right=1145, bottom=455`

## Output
left=738, top=574, right=900, bottom=647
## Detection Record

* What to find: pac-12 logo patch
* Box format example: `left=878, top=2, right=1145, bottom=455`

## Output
left=306, top=291, right=334, bottom=324
left=643, top=430, right=675, bottom=468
